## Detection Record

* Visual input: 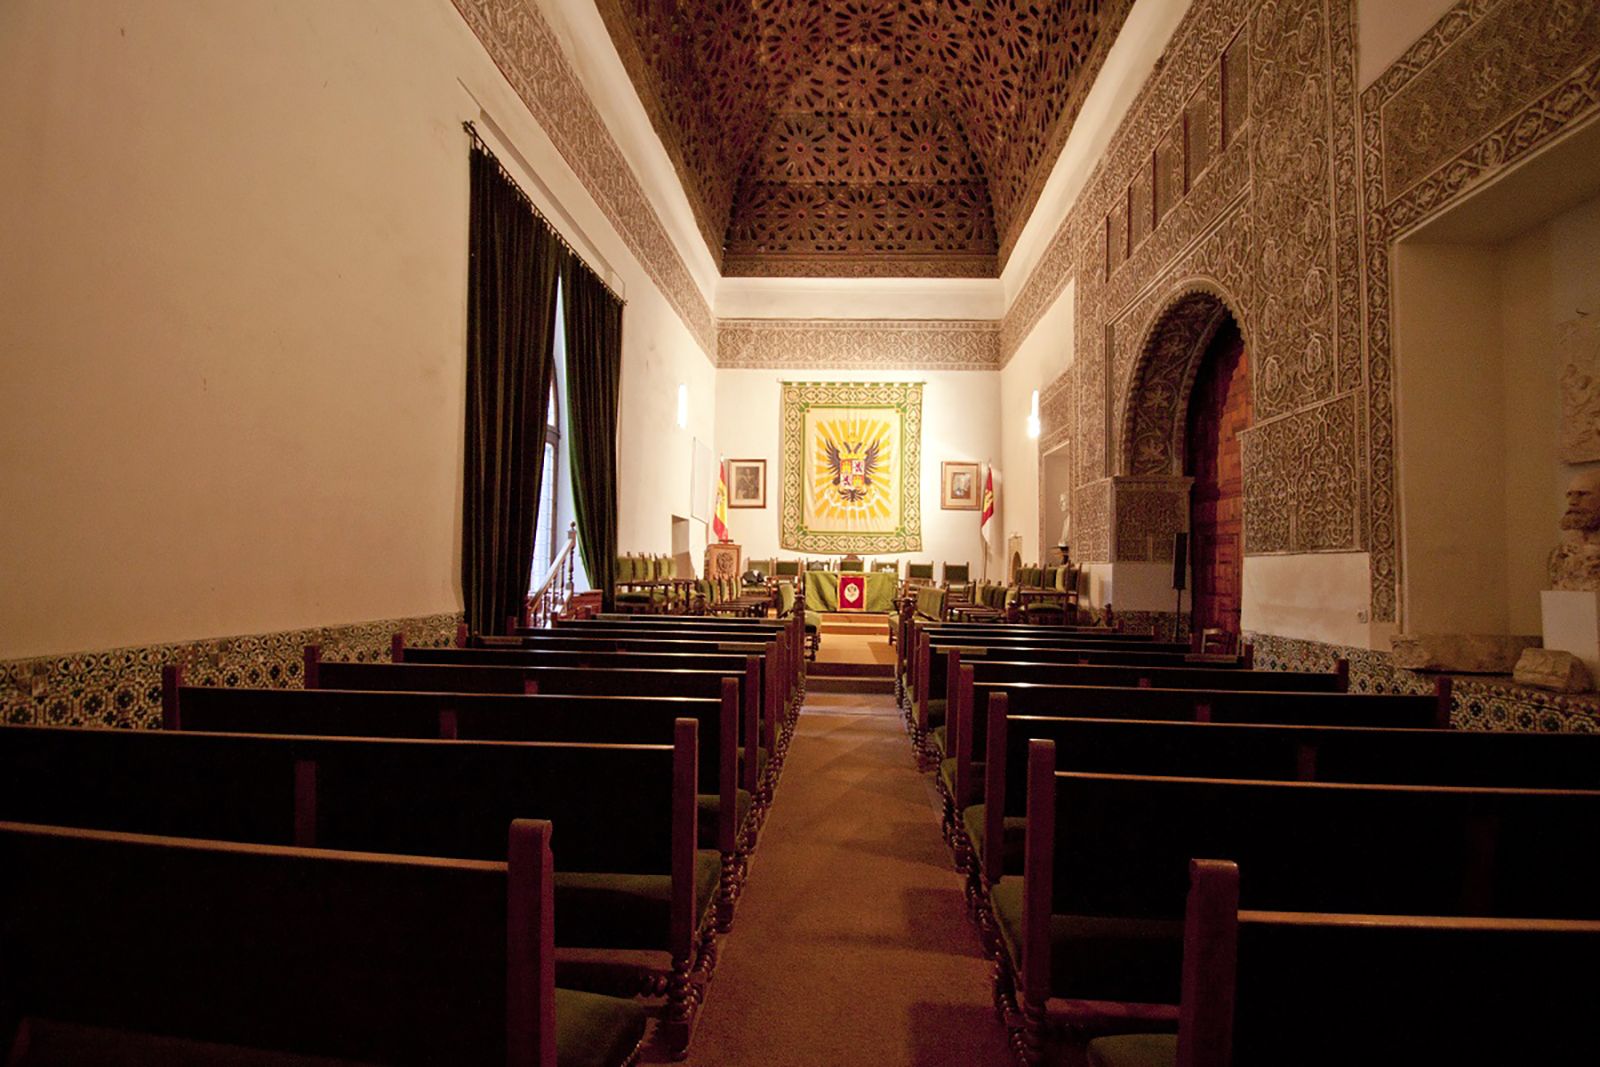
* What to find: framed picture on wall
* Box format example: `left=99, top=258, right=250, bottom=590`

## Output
left=728, top=459, right=767, bottom=508
left=941, top=461, right=981, bottom=510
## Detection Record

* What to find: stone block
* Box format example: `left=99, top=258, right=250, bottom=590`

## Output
left=1389, top=633, right=1542, bottom=674
left=1541, top=589, right=1600, bottom=682
left=1513, top=648, right=1592, bottom=693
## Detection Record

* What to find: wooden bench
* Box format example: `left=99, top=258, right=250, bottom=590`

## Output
left=546, top=614, right=805, bottom=694
left=310, top=653, right=785, bottom=809
left=165, top=669, right=752, bottom=930
left=999, top=742, right=1600, bottom=1061
left=0, top=818, right=647, bottom=1067
left=1083, top=858, right=1600, bottom=1067
left=919, top=654, right=1352, bottom=768
left=971, top=706, right=1600, bottom=897
left=0, top=722, right=710, bottom=1052
left=898, top=631, right=1194, bottom=703
left=908, top=640, right=1248, bottom=745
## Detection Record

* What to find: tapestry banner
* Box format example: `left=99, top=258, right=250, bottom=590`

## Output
left=779, top=381, right=923, bottom=553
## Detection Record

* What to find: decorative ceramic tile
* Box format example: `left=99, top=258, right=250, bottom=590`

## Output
left=1, top=613, right=462, bottom=730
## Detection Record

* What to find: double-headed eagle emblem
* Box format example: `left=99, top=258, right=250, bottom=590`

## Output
left=824, top=438, right=881, bottom=504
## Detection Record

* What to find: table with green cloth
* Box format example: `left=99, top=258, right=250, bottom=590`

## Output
left=803, top=570, right=899, bottom=612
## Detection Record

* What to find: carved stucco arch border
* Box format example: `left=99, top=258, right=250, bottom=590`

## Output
left=1117, top=277, right=1251, bottom=478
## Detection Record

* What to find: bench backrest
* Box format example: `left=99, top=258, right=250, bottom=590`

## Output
left=167, top=682, right=746, bottom=844
left=1027, top=746, right=1600, bottom=922
left=1176, top=859, right=1600, bottom=1067
left=0, top=818, right=561, bottom=1066
left=985, top=709, right=1600, bottom=884
left=0, top=724, right=686, bottom=876
left=973, top=679, right=1443, bottom=729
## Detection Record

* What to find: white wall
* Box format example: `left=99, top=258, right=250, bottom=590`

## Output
left=0, top=0, right=711, bottom=657
left=1357, top=0, right=1458, bottom=89
left=1388, top=192, right=1600, bottom=639
left=1000, top=281, right=1076, bottom=565
left=715, top=368, right=1000, bottom=576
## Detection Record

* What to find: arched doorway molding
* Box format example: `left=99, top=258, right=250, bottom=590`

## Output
left=1118, top=279, right=1250, bottom=478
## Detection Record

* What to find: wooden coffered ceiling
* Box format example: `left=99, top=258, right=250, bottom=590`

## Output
left=597, top=0, right=1134, bottom=278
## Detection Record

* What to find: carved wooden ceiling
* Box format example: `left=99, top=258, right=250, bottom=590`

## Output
left=597, top=0, right=1133, bottom=277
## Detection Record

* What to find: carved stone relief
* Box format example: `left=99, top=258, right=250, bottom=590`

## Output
left=1240, top=392, right=1361, bottom=553
left=715, top=319, right=1001, bottom=371
left=1074, top=477, right=1112, bottom=563
left=1560, top=317, right=1600, bottom=463
left=1122, top=293, right=1235, bottom=477
left=1112, top=477, right=1194, bottom=563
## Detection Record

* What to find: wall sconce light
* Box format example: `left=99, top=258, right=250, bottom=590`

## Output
left=676, top=383, right=688, bottom=429
left=1026, top=389, right=1041, bottom=439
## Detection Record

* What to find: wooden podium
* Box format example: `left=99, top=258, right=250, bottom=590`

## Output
left=705, top=542, right=741, bottom=581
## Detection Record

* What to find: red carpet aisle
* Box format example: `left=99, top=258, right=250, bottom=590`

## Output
left=648, top=692, right=1013, bottom=1066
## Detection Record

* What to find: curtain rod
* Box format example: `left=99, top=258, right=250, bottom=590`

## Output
left=462, top=120, right=626, bottom=308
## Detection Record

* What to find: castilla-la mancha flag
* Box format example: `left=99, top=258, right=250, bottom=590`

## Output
left=980, top=466, right=996, bottom=548
left=712, top=460, right=731, bottom=542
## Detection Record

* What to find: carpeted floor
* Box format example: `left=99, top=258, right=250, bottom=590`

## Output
left=646, top=692, right=1014, bottom=1066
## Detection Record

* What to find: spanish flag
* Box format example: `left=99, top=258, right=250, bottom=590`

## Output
left=712, top=459, right=731, bottom=543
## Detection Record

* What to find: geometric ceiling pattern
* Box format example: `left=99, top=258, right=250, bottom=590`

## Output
left=596, top=0, right=1133, bottom=278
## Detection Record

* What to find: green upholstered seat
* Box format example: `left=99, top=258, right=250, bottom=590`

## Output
left=697, top=789, right=754, bottom=848
left=935, top=759, right=982, bottom=807
left=990, top=880, right=1184, bottom=1003
left=553, top=850, right=721, bottom=950
left=928, top=725, right=946, bottom=759
left=741, top=746, right=771, bottom=781
left=927, top=698, right=947, bottom=727
left=1084, top=1034, right=1177, bottom=1067
left=804, top=610, right=820, bottom=632
left=961, top=804, right=1026, bottom=875
left=556, top=988, right=649, bottom=1067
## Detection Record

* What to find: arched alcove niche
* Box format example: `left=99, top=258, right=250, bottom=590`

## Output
left=1120, top=283, right=1248, bottom=478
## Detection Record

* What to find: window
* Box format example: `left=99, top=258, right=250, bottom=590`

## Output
left=532, top=378, right=561, bottom=586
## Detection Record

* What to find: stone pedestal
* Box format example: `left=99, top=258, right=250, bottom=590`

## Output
left=1541, top=589, right=1600, bottom=681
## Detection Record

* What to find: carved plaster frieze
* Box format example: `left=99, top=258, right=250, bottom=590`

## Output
left=1074, top=477, right=1113, bottom=563
left=1112, top=476, right=1194, bottom=563
left=1240, top=391, right=1362, bottom=554
left=714, top=319, right=1001, bottom=371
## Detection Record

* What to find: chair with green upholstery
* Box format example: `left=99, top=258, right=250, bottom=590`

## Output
left=748, top=558, right=773, bottom=580
left=805, top=559, right=829, bottom=571
left=773, top=558, right=802, bottom=579
left=943, top=561, right=972, bottom=604
left=838, top=558, right=864, bottom=573
left=777, top=582, right=821, bottom=660
left=872, top=560, right=899, bottom=576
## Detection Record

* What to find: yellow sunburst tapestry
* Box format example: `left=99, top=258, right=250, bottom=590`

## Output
left=779, top=381, right=923, bottom=553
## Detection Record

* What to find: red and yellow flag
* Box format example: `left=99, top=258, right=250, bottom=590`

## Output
left=712, top=459, right=730, bottom=542
left=980, top=466, right=996, bottom=548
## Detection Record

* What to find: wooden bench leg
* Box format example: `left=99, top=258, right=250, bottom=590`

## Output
left=717, top=852, right=738, bottom=933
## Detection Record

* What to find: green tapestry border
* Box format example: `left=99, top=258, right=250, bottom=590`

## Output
left=779, top=380, right=924, bottom=554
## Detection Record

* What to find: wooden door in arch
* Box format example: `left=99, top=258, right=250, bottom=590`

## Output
left=1184, top=318, right=1250, bottom=635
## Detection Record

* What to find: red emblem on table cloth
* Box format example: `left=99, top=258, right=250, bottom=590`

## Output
left=838, top=573, right=866, bottom=612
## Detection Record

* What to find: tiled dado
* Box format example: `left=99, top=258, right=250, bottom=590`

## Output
left=1, top=613, right=463, bottom=730
left=1247, top=632, right=1600, bottom=734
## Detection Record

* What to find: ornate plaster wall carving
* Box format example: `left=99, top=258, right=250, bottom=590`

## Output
left=1560, top=317, right=1600, bottom=463
left=715, top=319, right=1000, bottom=371
left=1113, top=477, right=1194, bottom=563
left=449, top=0, right=716, bottom=356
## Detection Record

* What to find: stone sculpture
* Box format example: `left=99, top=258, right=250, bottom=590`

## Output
left=1549, top=469, right=1600, bottom=591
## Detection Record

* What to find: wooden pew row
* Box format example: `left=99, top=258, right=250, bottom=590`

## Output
left=997, top=742, right=1600, bottom=1062
left=898, top=631, right=1200, bottom=705
left=164, top=669, right=753, bottom=929
left=509, top=622, right=803, bottom=728
left=0, top=818, right=648, bottom=1067
left=970, top=706, right=1600, bottom=895
left=402, top=640, right=778, bottom=763
left=937, top=673, right=1450, bottom=851
left=544, top=614, right=807, bottom=701
left=311, top=652, right=787, bottom=814
left=916, top=653, right=1351, bottom=768
left=0, top=722, right=711, bottom=1053
left=908, top=639, right=1260, bottom=754
left=1083, top=859, right=1600, bottom=1067
left=480, top=630, right=798, bottom=731
left=896, top=620, right=1170, bottom=691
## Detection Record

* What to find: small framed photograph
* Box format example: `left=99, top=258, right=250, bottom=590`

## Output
left=727, top=458, right=767, bottom=509
left=941, top=461, right=981, bottom=510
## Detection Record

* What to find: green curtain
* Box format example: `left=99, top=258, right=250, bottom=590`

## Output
left=462, top=141, right=564, bottom=636
left=561, top=256, right=623, bottom=612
